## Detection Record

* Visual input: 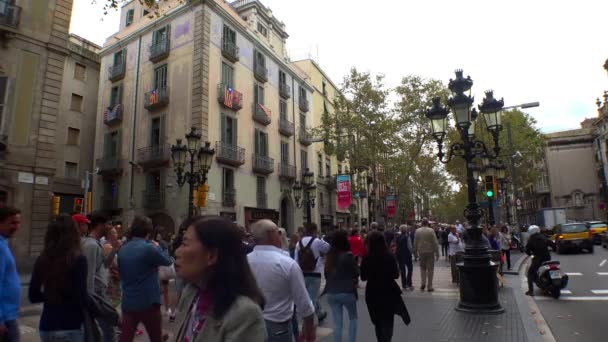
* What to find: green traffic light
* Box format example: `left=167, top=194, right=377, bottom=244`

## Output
left=486, top=190, right=494, bottom=198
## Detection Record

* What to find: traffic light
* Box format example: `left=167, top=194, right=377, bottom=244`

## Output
left=73, top=197, right=83, bottom=213
left=485, top=176, right=494, bottom=198
left=52, top=196, right=60, bottom=216
left=198, top=184, right=208, bottom=207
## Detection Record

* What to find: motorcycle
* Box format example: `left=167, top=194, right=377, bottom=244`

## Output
left=534, top=260, right=569, bottom=298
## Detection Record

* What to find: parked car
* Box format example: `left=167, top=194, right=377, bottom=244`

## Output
left=552, top=223, right=594, bottom=254
left=586, top=221, right=608, bottom=245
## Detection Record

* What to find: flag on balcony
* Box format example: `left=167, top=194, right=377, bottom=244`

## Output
left=258, top=103, right=271, bottom=119
left=224, top=86, right=233, bottom=108
left=104, top=104, right=121, bottom=122
left=149, top=89, right=158, bottom=105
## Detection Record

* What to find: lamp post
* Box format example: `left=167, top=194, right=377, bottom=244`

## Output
left=293, top=168, right=316, bottom=223
left=171, top=127, right=215, bottom=218
left=426, top=70, right=505, bottom=313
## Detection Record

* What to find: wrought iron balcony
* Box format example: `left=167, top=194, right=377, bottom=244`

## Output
left=142, top=190, right=165, bottom=210
left=103, top=104, right=122, bottom=125
left=0, top=1, right=21, bottom=29
left=221, top=39, right=239, bottom=62
left=101, top=195, right=119, bottom=211
left=326, top=176, right=337, bottom=191
left=256, top=192, right=267, bottom=209
left=299, top=128, right=313, bottom=146
left=137, top=144, right=170, bottom=168
left=108, top=62, right=125, bottom=82
left=96, top=156, right=124, bottom=175
left=279, top=83, right=291, bottom=99
left=149, top=38, right=170, bottom=62
left=279, top=118, right=294, bottom=136
left=217, top=83, right=243, bottom=110
left=252, top=154, right=274, bottom=174
left=223, top=189, right=236, bottom=207
left=254, top=63, right=268, bottom=83
left=144, top=87, right=169, bottom=111
left=279, top=163, right=296, bottom=181
left=299, top=97, right=309, bottom=112
left=253, top=103, right=271, bottom=125
left=215, top=141, right=245, bottom=166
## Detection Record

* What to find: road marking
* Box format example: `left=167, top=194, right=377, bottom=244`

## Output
left=598, top=272, right=608, bottom=276
left=591, top=290, right=608, bottom=294
left=565, top=272, right=583, bottom=276
left=560, top=289, right=572, bottom=294
left=536, top=296, right=608, bottom=301
left=600, top=259, right=607, bottom=267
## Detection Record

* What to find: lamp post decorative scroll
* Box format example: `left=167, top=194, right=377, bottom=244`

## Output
left=293, top=168, right=316, bottom=223
left=171, top=127, right=215, bottom=218
left=426, top=70, right=505, bottom=314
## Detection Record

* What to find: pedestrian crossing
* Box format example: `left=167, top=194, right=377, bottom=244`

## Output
left=533, top=271, right=608, bottom=301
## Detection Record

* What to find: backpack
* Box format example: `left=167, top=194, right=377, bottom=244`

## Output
left=298, top=237, right=318, bottom=273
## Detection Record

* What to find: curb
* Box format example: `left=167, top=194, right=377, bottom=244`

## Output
left=503, top=253, right=528, bottom=275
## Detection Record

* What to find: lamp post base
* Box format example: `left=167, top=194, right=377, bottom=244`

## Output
left=456, top=251, right=504, bottom=314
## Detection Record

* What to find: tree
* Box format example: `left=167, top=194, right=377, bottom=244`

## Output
left=97, top=0, right=188, bottom=16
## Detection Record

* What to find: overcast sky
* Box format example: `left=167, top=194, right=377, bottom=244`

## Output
left=71, top=0, right=608, bottom=132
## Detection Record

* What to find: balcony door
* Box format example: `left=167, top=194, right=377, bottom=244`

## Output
left=104, top=130, right=121, bottom=158
left=255, top=129, right=268, bottom=157
left=221, top=62, right=233, bottom=88
left=150, top=115, right=165, bottom=153
left=154, top=64, right=167, bottom=91
left=281, top=142, right=289, bottom=163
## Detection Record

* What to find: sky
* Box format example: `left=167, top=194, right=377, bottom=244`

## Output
left=70, top=0, right=608, bottom=133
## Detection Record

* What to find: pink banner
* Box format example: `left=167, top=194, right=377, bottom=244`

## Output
left=387, top=195, right=396, bottom=218
left=337, top=175, right=351, bottom=210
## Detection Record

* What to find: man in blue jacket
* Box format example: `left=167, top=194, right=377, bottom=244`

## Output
left=0, top=206, right=22, bottom=342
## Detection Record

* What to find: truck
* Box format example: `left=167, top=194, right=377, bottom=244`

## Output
left=536, top=208, right=567, bottom=230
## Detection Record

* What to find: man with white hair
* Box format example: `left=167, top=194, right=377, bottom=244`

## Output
left=247, top=220, right=316, bottom=342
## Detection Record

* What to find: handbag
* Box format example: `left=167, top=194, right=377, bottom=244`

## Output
left=159, top=264, right=176, bottom=281
left=86, top=291, right=120, bottom=327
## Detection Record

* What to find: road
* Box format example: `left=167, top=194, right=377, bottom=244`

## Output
left=530, top=244, right=608, bottom=342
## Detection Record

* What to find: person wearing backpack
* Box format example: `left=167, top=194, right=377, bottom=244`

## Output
left=294, top=222, right=330, bottom=323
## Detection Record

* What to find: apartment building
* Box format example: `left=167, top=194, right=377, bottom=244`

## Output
left=0, top=0, right=100, bottom=267
left=93, top=0, right=316, bottom=234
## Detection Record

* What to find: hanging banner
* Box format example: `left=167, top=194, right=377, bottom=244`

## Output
left=337, top=174, right=352, bottom=210
left=387, top=195, right=396, bottom=218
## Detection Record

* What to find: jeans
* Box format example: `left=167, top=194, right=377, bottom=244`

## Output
left=119, top=305, right=162, bottom=342
left=291, top=308, right=299, bottom=340
left=398, top=258, right=413, bottom=288
left=2, top=320, right=19, bottom=342
left=327, top=293, right=357, bottom=342
left=95, top=287, right=116, bottom=342
left=441, top=243, right=449, bottom=257
left=502, top=249, right=511, bottom=269
left=265, top=319, right=293, bottom=342
left=373, top=315, right=394, bottom=342
left=304, top=275, right=324, bottom=317
left=418, top=253, right=435, bottom=289
left=40, top=327, right=84, bottom=342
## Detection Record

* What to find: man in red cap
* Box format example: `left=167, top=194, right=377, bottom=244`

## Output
left=72, top=214, right=90, bottom=236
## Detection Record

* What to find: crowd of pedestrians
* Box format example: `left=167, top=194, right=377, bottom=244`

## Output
left=0, top=204, right=523, bottom=342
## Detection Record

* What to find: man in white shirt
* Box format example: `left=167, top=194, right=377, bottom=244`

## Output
left=248, top=220, right=316, bottom=342
left=294, top=222, right=330, bottom=322
left=455, top=220, right=464, bottom=234
left=448, top=225, right=464, bottom=284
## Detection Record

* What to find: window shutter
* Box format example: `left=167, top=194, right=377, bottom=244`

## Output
left=165, top=25, right=171, bottom=46
left=263, top=133, right=268, bottom=156
left=254, top=129, right=260, bottom=154
left=116, top=129, right=122, bottom=157
left=220, top=113, right=226, bottom=144
left=117, top=84, right=123, bottom=105
left=159, top=114, right=166, bottom=146
left=103, top=133, right=111, bottom=158
left=233, top=117, right=238, bottom=145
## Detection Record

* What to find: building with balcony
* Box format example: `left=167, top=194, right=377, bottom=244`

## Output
left=0, top=0, right=101, bottom=268
left=93, top=0, right=315, bottom=234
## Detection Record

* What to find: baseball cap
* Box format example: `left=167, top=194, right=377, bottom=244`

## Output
left=72, top=214, right=90, bottom=225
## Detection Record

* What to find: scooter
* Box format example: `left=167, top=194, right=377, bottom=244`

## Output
left=534, top=260, right=569, bottom=298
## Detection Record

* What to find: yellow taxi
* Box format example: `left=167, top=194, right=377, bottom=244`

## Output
left=586, top=221, right=608, bottom=245
left=553, top=223, right=594, bottom=254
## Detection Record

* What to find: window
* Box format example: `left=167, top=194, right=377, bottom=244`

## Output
left=257, top=23, right=268, bottom=37
left=322, top=80, right=327, bottom=96
left=299, top=113, right=306, bottom=129
left=154, top=64, right=167, bottom=90
left=221, top=62, right=234, bottom=87
left=318, top=154, right=323, bottom=176
left=220, top=113, right=237, bottom=145
left=223, top=168, right=235, bottom=193
left=323, top=101, right=328, bottom=114
left=254, top=50, right=265, bottom=68
left=113, top=50, right=125, bottom=67
left=326, top=159, right=331, bottom=177
left=152, top=26, right=169, bottom=46
left=301, top=150, right=308, bottom=171
left=74, top=63, right=86, bottom=81
left=319, top=192, right=324, bottom=209
left=279, top=70, right=287, bottom=85
left=110, top=85, right=122, bottom=107
left=254, top=83, right=264, bottom=105
left=146, top=171, right=162, bottom=193
left=0, top=76, right=7, bottom=133
left=254, top=129, right=268, bottom=156
left=67, top=127, right=80, bottom=145
left=281, top=142, right=289, bottom=163
left=299, top=86, right=306, bottom=101
left=151, top=117, right=161, bottom=147
left=256, top=176, right=266, bottom=194
left=65, top=162, right=78, bottom=178
left=104, top=131, right=120, bottom=157
left=70, top=93, right=83, bottom=112
left=126, top=9, right=134, bottom=26
left=279, top=100, right=287, bottom=120
left=222, top=25, right=237, bottom=47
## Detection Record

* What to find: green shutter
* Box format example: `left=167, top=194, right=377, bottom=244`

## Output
left=233, top=117, right=238, bottom=145
left=159, top=114, right=166, bottom=146
left=254, top=129, right=260, bottom=154
left=117, top=84, right=123, bottom=105
left=103, top=133, right=111, bottom=158
left=116, top=129, right=122, bottom=157
left=263, top=133, right=268, bottom=156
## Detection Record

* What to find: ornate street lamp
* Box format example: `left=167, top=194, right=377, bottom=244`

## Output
left=293, top=168, right=316, bottom=223
left=425, top=70, right=505, bottom=314
left=172, top=127, right=215, bottom=218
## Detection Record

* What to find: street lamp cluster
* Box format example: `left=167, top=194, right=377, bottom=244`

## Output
left=171, top=127, right=215, bottom=218
left=426, top=69, right=506, bottom=313
left=293, top=168, right=316, bottom=223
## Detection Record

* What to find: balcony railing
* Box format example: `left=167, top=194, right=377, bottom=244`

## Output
left=103, top=104, right=122, bottom=125
left=149, top=38, right=170, bottom=62
left=252, top=154, right=274, bottom=174
left=326, top=176, right=337, bottom=191
left=279, top=118, right=294, bottom=136
left=254, top=63, right=268, bottom=83
left=96, top=156, right=124, bottom=175
left=253, top=103, right=271, bottom=125
left=142, top=190, right=165, bottom=210
left=101, top=195, right=119, bottom=211
left=136, top=144, right=170, bottom=168
left=223, top=189, right=236, bottom=207
left=221, top=39, right=239, bottom=62
left=299, top=97, right=310, bottom=112
left=299, top=128, right=313, bottom=146
left=256, top=192, right=267, bottom=209
left=279, top=83, right=291, bottom=99
left=216, top=141, right=245, bottom=166
left=279, top=163, right=296, bottom=181
left=0, top=1, right=21, bottom=28
left=217, top=83, right=243, bottom=110
left=144, top=87, right=170, bottom=111
left=108, top=62, right=125, bottom=82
